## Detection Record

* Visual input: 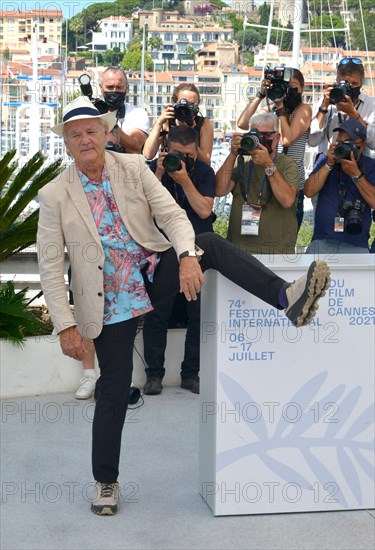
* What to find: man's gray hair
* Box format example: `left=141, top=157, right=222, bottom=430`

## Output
left=250, top=112, right=278, bottom=131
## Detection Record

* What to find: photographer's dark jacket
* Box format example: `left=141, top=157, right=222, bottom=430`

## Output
left=149, top=159, right=215, bottom=234
left=311, top=154, right=375, bottom=248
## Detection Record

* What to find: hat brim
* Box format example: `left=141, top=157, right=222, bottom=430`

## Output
left=51, top=110, right=117, bottom=137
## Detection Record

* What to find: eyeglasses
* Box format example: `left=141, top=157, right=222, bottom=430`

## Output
left=338, top=57, right=363, bottom=67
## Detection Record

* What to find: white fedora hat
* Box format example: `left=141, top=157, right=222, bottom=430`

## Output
left=51, top=96, right=117, bottom=136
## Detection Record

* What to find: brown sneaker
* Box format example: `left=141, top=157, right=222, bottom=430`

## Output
left=91, top=482, right=119, bottom=516
left=285, top=260, right=330, bottom=327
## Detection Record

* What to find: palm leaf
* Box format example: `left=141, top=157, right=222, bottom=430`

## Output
left=0, top=281, right=46, bottom=346
left=0, top=149, right=63, bottom=262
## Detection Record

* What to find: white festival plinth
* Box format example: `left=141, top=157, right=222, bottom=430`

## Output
left=199, top=255, right=375, bottom=516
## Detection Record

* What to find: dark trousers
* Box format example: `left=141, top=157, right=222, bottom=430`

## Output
left=143, top=294, right=200, bottom=381
left=92, top=233, right=287, bottom=482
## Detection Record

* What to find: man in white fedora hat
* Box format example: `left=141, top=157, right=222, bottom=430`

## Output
left=37, top=96, right=330, bottom=516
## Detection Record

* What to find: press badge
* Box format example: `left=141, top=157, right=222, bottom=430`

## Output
left=241, top=204, right=261, bottom=235
left=334, top=216, right=344, bottom=232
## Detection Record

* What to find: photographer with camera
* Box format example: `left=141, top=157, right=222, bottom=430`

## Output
left=216, top=112, right=300, bottom=254
left=305, top=119, right=375, bottom=254
left=308, top=58, right=375, bottom=156
left=238, top=68, right=311, bottom=229
left=99, top=67, right=150, bottom=153
left=143, top=126, right=215, bottom=396
left=143, top=83, right=214, bottom=164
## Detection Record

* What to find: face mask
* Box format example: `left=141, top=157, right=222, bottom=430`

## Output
left=103, top=92, right=126, bottom=110
left=350, top=86, right=361, bottom=101
left=284, top=87, right=302, bottom=112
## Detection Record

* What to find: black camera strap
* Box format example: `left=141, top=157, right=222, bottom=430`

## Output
left=116, top=104, right=126, bottom=125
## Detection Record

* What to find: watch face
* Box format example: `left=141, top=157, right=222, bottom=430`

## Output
left=265, top=166, right=276, bottom=176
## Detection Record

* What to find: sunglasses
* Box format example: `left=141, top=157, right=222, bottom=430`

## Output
left=338, top=57, right=363, bottom=67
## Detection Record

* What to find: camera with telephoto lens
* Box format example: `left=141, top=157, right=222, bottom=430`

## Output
left=78, top=73, right=109, bottom=114
left=334, top=139, right=361, bottom=161
left=163, top=152, right=187, bottom=172
left=172, top=99, right=199, bottom=125
left=264, top=66, right=294, bottom=102
left=329, top=80, right=353, bottom=104
left=342, top=199, right=366, bottom=235
left=239, top=129, right=266, bottom=155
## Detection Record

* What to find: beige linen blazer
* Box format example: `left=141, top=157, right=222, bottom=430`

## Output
left=37, top=152, right=196, bottom=338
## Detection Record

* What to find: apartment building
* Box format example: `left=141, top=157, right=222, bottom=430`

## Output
left=139, top=8, right=233, bottom=71
left=90, top=16, right=133, bottom=52
left=0, top=9, right=63, bottom=58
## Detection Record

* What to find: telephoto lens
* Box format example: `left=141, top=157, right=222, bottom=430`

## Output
left=163, top=152, right=183, bottom=172
left=329, top=81, right=352, bottom=104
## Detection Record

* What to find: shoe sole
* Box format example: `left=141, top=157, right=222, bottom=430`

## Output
left=75, top=393, right=94, bottom=400
left=91, top=504, right=117, bottom=515
left=286, top=261, right=331, bottom=327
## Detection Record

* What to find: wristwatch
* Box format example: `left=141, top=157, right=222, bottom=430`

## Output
left=265, top=164, right=277, bottom=177
left=352, top=172, right=364, bottom=184
left=179, top=250, right=198, bottom=261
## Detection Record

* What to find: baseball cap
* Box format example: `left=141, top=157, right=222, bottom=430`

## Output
left=333, top=119, right=367, bottom=141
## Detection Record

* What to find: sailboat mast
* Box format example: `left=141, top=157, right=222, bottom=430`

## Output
left=292, top=0, right=303, bottom=68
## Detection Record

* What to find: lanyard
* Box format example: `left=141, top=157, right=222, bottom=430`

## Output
left=238, top=154, right=277, bottom=205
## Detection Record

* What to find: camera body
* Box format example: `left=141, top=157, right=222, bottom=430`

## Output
left=239, top=129, right=267, bottom=155
left=173, top=99, right=199, bottom=125
left=329, top=80, right=352, bottom=104
left=334, top=139, right=361, bottom=161
left=342, top=199, right=366, bottom=235
left=264, top=66, right=293, bottom=102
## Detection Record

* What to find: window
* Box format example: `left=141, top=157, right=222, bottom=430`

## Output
left=164, top=33, right=173, bottom=41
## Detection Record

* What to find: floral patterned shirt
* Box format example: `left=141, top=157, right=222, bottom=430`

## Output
left=80, top=168, right=158, bottom=325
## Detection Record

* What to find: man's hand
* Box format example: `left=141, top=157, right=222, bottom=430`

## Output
left=169, top=160, right=190, bottom=188
left=340, top=151, right=361, bottom=178
left=251, top=143, right=273, bottom=167
left=337, top=95, right=357, bottom=118
left=230, top=132, right=243, bottom=156
left=179, top=257, right=205, bottom=301
left=327, top=142, right=337, bottom=168
left=155, top=152, right=167, bottom=180
left=59, top=326, right=87, bottom=361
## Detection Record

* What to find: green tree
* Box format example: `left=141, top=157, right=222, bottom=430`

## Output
left=148, top=36, right=163, bottom=51
left=185, top=45, right=197, bottom=69
left=349, top=12, right=375, bottom=51
left=235, top=29, right=262, bottom=51
left=120, top=44, right=153, bottom=71
left=0, top=150, right=62, bottom=263
left=309, top=14, right=346, bottom=47
left=227, top=13, right=244, bottom=36
left=69, top=14, right=84, bottom=50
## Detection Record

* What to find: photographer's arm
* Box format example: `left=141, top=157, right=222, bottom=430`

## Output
left=340, top=154, right=375, bottom=209
left=197, top=117, right=214, bottom=164
left=215, top=134, right=241, bottom=196
left=143, top=105, right=175, bottom=160
left=304, top=146, right=336, bottom=198
left=171, top=165, right=214, bottom=219
left=117, top=126, right=148, bottom=153
left=237, top=80, right=268, bottom=130
left=308, top=86, right=333, bottom=146
left=277, top=103, right=312, bottom=147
